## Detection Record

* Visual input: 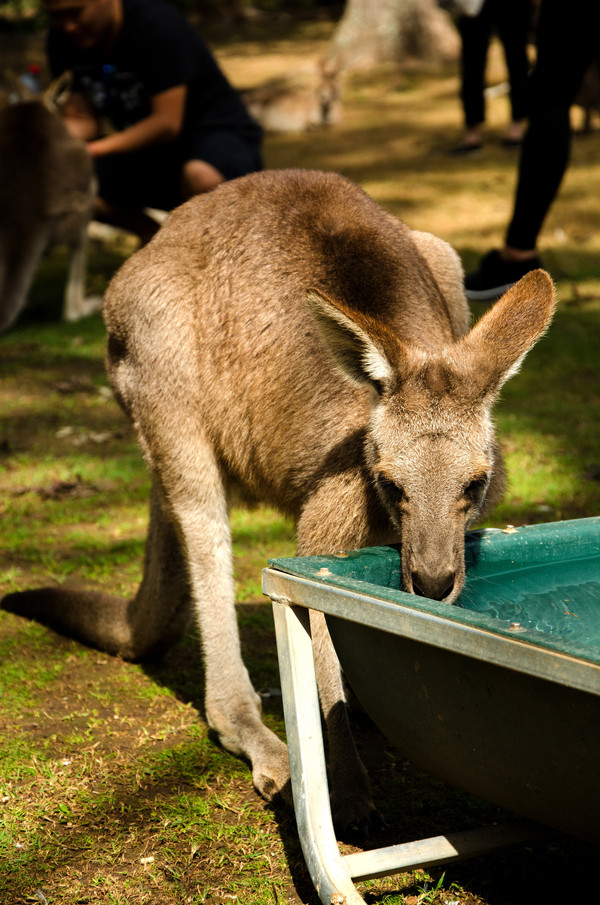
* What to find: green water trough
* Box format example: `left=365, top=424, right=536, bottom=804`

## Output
left=262, top=517, right=600, bottom=905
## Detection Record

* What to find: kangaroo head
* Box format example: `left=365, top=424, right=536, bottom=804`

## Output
left=308, top=269, right=556, bottom=603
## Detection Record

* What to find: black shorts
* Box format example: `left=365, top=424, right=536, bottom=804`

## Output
left=95, top=129, right=263, bottom=211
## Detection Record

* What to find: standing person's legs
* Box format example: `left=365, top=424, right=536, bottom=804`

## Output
left=453, top=2, right=494, bottom=152
left=494, top=0, right=532, bottom=143
left=506, top=0, right=598, bottom=251
left=465, top=0, right=599, bottom=300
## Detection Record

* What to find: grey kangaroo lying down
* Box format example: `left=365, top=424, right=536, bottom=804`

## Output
left=2, top=169, right=555, bottom=830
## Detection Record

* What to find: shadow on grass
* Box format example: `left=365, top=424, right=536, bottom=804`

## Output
left=1, top=587, right=597, bottom=905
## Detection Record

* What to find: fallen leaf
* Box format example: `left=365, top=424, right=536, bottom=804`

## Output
left=38, top=477, right=98, bottom=500
left=54, top=376, right=95, bottom=394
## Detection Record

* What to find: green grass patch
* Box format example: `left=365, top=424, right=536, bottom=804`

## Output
left=1, top=18, right=600, bottom=905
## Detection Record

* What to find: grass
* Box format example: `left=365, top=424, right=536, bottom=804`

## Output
left=1, top=15, right=600, bottom=905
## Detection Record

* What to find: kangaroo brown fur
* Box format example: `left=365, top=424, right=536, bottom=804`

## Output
left=0, top=70, right=101, bottom=333
left=2, top=169, right=555, bottom=828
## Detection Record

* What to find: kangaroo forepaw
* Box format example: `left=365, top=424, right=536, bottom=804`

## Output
left=250, top=733, right=292, bottom=806
left=330, top=788, right=385, bottom=839
left=253, top=769, right=293, bottom=807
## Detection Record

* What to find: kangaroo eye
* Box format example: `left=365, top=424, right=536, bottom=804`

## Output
left=377, top=476, right=407, bottom=505
left=463, top=475, right=489, bottom=504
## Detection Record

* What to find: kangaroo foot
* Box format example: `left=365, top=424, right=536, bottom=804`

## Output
left=246, top=724, right=292, bottom=805
left=208, top=704, right=292, bottom=805
left=328, top=753, right=386, bottom=837
left=330, top=785, right=387, bottom=839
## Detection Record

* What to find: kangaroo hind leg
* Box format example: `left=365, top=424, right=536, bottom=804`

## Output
left=159, top=437, right=291, bottom=803
left=0, top=231, right=47, bottom=333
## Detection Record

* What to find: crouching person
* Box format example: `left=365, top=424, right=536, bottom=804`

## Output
left=44, top=0, right=264, bottom=244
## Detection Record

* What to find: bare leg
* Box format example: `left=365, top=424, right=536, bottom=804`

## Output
left=181, top=159, right=224, bottom=199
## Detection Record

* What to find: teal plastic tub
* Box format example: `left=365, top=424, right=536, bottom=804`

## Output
left=266, top=517, right=600, bottom=845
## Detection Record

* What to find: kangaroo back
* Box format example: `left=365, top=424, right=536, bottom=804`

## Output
left=105, top=169, right=554, bottom=593
left=0, top=72, right=96, bottom=332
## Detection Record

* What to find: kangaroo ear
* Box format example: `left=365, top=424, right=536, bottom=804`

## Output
left=460, top=269, right=556, bottom=397
left=3, top=68, right=29, bottom=103
left=306, top=288, right=394, bottom=395
left=43, top=71, right=73, bottom=111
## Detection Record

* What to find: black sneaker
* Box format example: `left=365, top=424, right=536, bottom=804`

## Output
left=464, top=249, right=543, bottom=302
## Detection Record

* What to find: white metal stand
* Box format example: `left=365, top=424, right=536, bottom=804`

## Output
left=270, top=597, right=546, bottom=905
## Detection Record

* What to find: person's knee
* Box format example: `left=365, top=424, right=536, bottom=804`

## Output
left=182, top=159, right=225, bottom=198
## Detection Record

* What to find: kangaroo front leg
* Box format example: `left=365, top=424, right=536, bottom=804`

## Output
left=310, top=610, right=377, bottom=834
left=63, top=225, right=103, bottom=322
left=309, top=610, right=377, bottom=831
left=297, top=477, right=393, bottom=832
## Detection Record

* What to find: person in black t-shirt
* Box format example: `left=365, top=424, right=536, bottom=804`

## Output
left=44, top=0, right=263, bottom=242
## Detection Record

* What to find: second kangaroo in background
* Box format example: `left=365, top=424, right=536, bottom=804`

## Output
left=0, top=71, right=101, bottom=333
left=2, top=169, right=556, bottom=831
left=242, top=58, right=342, bottom=133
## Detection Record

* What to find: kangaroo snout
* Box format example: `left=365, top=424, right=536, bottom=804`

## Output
left=409, top=567, right=459, bottom=602
left=402, top=517, right=466, bottom=603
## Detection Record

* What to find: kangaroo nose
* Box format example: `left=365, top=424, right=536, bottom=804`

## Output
left=411, top=570, right=457, bottom=602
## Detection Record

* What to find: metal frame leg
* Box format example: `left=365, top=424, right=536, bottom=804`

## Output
left=272, top=600, right=365, bottom=904
left=271, top=598, right=548, bottom=905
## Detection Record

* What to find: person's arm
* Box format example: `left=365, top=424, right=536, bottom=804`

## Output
left=86, top=85, right=187, bottom=157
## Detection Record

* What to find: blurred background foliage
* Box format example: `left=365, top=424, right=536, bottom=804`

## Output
left=0, top=0, right=344, bottom=32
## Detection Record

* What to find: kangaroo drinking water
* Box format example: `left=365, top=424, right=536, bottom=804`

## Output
left=0, top=71, right=100, bottom=333
left=2, top=169, right=556, bottom=829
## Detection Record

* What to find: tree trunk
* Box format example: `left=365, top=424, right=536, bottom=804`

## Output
left=327, top=0, right=459, bottom=71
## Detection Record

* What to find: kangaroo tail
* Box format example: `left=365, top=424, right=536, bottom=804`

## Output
left=1, top=587, right=184, bottom=662
left=2, top=484, right=192, bottom=662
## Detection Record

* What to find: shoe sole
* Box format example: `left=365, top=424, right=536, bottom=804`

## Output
left=450, top=145, right=483, bottom=155
left=464, top=281, right=515, bottom=302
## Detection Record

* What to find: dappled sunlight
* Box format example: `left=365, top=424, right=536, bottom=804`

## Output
left=252, top=30, right=600, bottom=263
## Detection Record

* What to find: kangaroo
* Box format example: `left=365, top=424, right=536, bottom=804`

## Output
left=242, top=58, right=342, bottom=132
left=2, top=169, right=555, bottom=830
left=0, top=70, right=101, bottom=333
